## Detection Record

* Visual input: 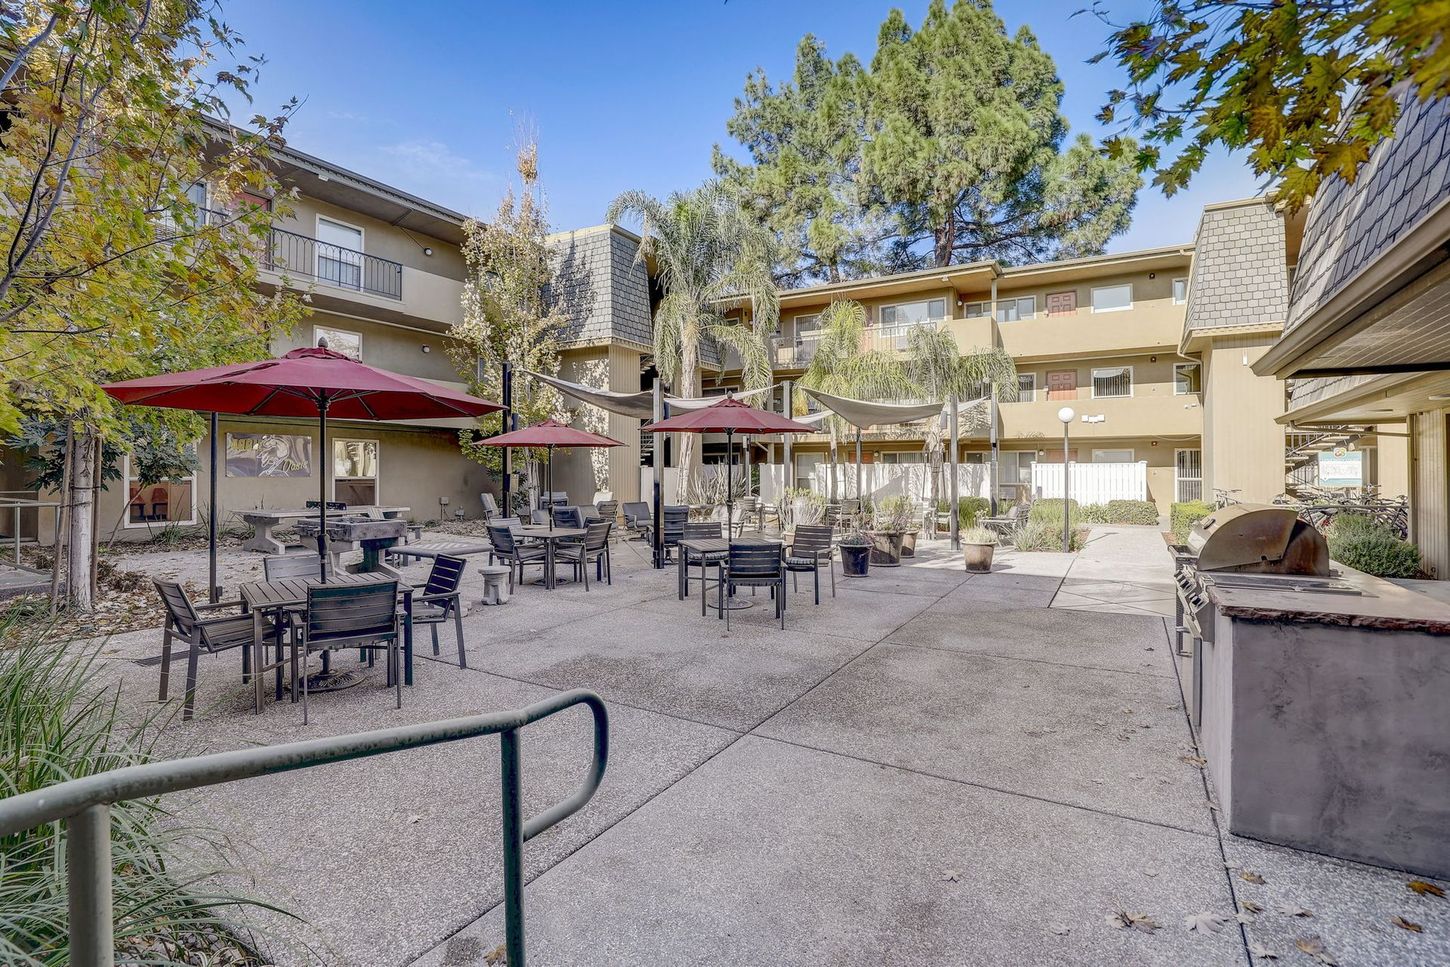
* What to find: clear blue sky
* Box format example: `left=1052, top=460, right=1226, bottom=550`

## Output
left=221, top=0, right=1262, bottom=253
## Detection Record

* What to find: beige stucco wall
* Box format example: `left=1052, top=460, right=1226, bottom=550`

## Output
left=1373, top=425, right=1410, bottom=498
left=1201, top=333, right=1287, bottom=504
left=273, top=311, right=465, bottom=384
left=45, top=418, right=491, bottom=545
left=550, top=346, right=643, bottom=506
left=1409, top=407, right=1449, bottom=579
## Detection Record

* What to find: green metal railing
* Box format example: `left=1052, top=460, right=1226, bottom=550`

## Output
left=0, top=689, right=609, bottom=966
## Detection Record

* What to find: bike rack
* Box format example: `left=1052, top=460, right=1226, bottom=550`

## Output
left=0, top=688, right=609, bottom=967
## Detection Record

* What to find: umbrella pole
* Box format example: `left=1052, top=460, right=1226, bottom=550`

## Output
left=855, top=428, right=863, bottom=504
left=547, top=445, right=554, bottom=532
left=725, top=429, right=734, bottom=539
left=318, top=398, right=330, bottom=581
left=208, top=411, right=219, bottom=603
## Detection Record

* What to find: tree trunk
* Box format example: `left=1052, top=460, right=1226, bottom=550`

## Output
left=49, top=426, right=72, bottom=615
left=677, top=331, right=701, bottom=485
left=828, top=424, right=839, bottom=503
left=934, top=211, right=956, bottom=267
left=65, top=423, right=97, bottom=612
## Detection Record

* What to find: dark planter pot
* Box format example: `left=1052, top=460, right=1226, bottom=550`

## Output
left=901, top=530, right=919, bottom=558
left=840, top=543, right=871, bottom=577
left=868, top=531, right=904, bottom=567
left=963, top=542, right=995, bottom=573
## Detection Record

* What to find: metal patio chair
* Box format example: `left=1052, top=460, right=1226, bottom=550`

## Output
left=552, top=505, right=586, bottom=529
left=263, top=553, right=325, bottom=582
left=786, top=523, right=836, bottom=604
left=556, top=520, right=613, bottom=590
left=412, top=554, right=468, bottom=667
left=487, top=522, right=548, bottom=592
left=154, top=580, right=284, bottom=721
left=723, top=542, right=787, bottom=631
left=295, top=580, right=401, bottom=724
left=621, top=501, right=651, bottom=537
left=680, top=521, right=726, bottom=606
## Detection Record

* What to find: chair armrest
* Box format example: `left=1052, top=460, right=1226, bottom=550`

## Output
left=194, top=599, right=245, bottom=613
left=417, top=590, right=461, bottom=605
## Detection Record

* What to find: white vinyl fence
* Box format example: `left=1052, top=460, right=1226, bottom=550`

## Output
left=758, top=462, right=991, bottom=505
left=1030, top=461, right=1147, bottom=503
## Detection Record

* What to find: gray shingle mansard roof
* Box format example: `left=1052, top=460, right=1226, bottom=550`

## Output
left=547, top=225, right=653, bottom=352
left=1184, top=199, right=1289, bottom=331
left=1286, top=90, right=1450, bottom=334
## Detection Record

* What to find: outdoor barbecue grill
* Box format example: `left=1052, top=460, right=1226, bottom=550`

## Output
left=1168, top=504, right=1342, bottom=727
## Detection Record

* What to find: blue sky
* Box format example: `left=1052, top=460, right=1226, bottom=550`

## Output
left=221, top=0, right=1262, bottom=253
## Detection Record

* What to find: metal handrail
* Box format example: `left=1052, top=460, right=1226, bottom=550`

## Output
left=0, top=688, right=609, bottom=967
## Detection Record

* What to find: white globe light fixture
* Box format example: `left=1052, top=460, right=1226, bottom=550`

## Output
left=1056, top=407, right=1075, bottom=552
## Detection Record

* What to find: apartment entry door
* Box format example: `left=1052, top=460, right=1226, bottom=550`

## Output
left=1047, top=370, right=1077, bottom=401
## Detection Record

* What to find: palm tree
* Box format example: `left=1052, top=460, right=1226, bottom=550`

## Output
left=606, top=182, right=778, bottom=476
left=796, top=300, right=912, bottom=500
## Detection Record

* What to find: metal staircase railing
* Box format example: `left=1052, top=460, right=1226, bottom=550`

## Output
left=0, top=689, right=608, bottom=967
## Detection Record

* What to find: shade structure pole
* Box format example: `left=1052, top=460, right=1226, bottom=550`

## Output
left=781, top=379, right=793, bottom=509
left=855, top=428, right=863, bottom=503
left=949, top=395, right=960, bottom=551
left=317, top=397, right=330, bottom=581
left=501, top=361, right=512, bottom=515
left=652, top=378, right=663, bottom=569
left=725, top=428, right=734, bottom=538
left=547, top=444, right=554, bottom=532
left=989, top=382, right=1000, bottom=517
left=208, top=411, right=219, bottom=603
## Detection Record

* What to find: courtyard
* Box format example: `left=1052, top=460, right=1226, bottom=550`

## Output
left=77, top=527, right=1450, bottom=966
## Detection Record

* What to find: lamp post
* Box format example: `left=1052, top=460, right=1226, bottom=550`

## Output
left=1057, top=406, right=1075, bottom=552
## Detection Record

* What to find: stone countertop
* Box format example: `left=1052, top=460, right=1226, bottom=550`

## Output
left=1205, top=565, right=1450, bottom=635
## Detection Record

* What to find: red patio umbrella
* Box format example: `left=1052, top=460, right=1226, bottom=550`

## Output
left=103, top=343, right=503, bottom=586
left=474, top=419, right=623, bottom=530
left=647, top=395, right=814, bottom=538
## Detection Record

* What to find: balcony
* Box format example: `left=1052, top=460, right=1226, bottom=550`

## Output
left=994, top=298, right=1185, bottom=361
left=267, top=224, right=403, bottom=301
left=999, top=394, right=1202, bottom=441
left=772, top=316, right=997, bottom=371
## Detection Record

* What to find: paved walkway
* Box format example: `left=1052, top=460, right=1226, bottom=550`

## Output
left=86, top=529, right=1448, bottom=966
left=1051, top=525, right=1178, bottom=618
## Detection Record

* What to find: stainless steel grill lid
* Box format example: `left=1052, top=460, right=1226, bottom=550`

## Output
left=1187, top=504, right=1329, bottom=575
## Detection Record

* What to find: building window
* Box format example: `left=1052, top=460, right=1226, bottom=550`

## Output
left=1003, top=451, right=1036, bottom=484
left=124, top=456, right=197, bottom=528
left=794, top=452, right=823, bottom=490
left=1092, top=448, right=1135, bottom=463
left=994, top=296, right=1036, bottom=322
left=1176, top=448, right=1203, bottom=503
left=1017, top=373, right=1036, bottom=401
left=1174, top=362, right=1202, bottom=395
left=879, top=451, right=924, bottom=464
left=1091, top=366, right=1133, bottom=398
left=333, top=439, right=379, bottom=505
left=964, top=301, right=988, bottom=318
left=1091, top=283, right=1133, bottom=313
left=314, top=324, right=362, bottom=360
left=793, top=312, right=821, bottom=334
left=316, top=215, right=365, bottom=290
left=879, top=298, right=946, bottom=328
left=1172, top=278, right=1189, bottom=304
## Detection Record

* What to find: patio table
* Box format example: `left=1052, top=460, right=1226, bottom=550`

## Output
left=515, top=524, right=587, bottom=590
left=238, top=572, right=414, bottom=713
left=678, top=534, right=782, bottom=612
left=386, top=540, right=495, bottom=566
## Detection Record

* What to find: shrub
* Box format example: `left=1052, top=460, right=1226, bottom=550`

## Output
left=957, top=496, right=991, bottom=529
left=1326, top=515, right=1422, bottom=578
left=961, top=525, right=998, bottom=545
left=1105, top=499, right=1160, bottom=525
left=1171, top=500, right=1213, bottom=542
left=0, top=629, right=290, bottom=964
left=1013, top=517, right=1088, bottom=552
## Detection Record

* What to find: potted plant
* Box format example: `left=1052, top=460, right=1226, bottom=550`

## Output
left=839, top=522, right=872, bottom=577
left=961, top=525, right=998, bottom=572
left=867, top=495, right=913, bottom=567
left=901, top=500, right=924, bottom=558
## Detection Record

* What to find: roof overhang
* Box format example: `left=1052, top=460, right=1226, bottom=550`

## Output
left=997, top=245, right=1193, bottom=287
left=777, top=261, right=998, bottom=309
left=1179, top=320, right=1284, bottom=356
left=1278, top=370, right=1450, bottom=426
left=1255, top=199, right=1450, bottom=379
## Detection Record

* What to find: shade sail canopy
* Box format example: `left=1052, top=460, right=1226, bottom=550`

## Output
left=526, top=370, right=656, bottom=421
left=664, top=386, right=769, bottom=410
left=475, top=419, right=622, bottom=449
left=103, top=347, right=503, bottom=420
left=802, top=388, right=943, bottom=429
left=646, top=396, right=815, bottom=435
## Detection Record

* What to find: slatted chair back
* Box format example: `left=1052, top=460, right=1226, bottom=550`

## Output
left=487, top=522, right=520, bottom=555
left=727, top=544, right=783, bottom=583
left=792, top=524, right=835, bottom=557
left=595, top=499, right=619, bottom=522
left=553, top=505, right=585, bottom=528
left=683, top=521, right=722, bottom=541
left=423, top=554, right=468, bottom=598
left=480, top=493, right=502, bottom=519
left=622, top=502, right=650, bottom=526
left=584, top=520, right=612, bottom=552
left=264, top=554, right=324, bottom=582
left=530, top=509, right=550, bottom=525
left=662, top=506, right=689, bottom=545
left=305, top=581, right=398, bottom=647
left=154, top=580, right=200, bottom=636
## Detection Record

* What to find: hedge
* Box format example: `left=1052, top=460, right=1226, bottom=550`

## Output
left=1326, top=514, right=1422, bottom=578
left=1014, top=517, right=1088, bottom=552
left=1032, top=498, right=1159, bottom=527
left=1171, top=500, right=1213, bottom=542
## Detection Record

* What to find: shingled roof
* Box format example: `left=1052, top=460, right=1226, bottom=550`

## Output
left=547, top=224, right=654, bottom=351
left=1183, top=198, right=1289, bottom=333
left=1286, top=90, right=1450, bottom=334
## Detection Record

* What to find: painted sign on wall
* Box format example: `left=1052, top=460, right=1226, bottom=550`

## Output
left=1318, top=448, right=1363, bottom=487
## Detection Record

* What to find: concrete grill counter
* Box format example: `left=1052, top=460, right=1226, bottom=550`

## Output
left=1195, top=565, right=1450, bottom=877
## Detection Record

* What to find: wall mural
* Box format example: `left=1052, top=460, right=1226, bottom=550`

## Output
left=225, top=433, right=312, bottom=478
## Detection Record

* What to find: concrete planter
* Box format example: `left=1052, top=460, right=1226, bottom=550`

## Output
left=868, top=531, right=904, bottom=567
left=840, top=543, right=871, bottom=577
left=901, top=530, right=919, bottom=558
left=962, top=542, right=995, bottom=573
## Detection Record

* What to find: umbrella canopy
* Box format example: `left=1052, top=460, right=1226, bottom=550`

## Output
left=474, top=419, right=622, bottom=530
left=104, top=344, right=503, bottom=584
left=103, top=346, right=498, bottom=421
left=475, top=419, right=623, bottom=449
left=646, top=396, right=815, bottom=435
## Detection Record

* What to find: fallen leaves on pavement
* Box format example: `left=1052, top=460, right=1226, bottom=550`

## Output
left=1294, top=935, right=1337, bottom=964
left=1392, top=915, right=1424, bottom=932
left=1183, top=911, right=1230, bottom=934
left=1408, top=880, right=1446, bottom=898
left=1248, top=942, right=1278, bottom=959
left=1106, top=909, right=1160, bottom=933
left=1239, top=870, right=1266, bottom=884
left=1275, top=902, right=1312, bottom=917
